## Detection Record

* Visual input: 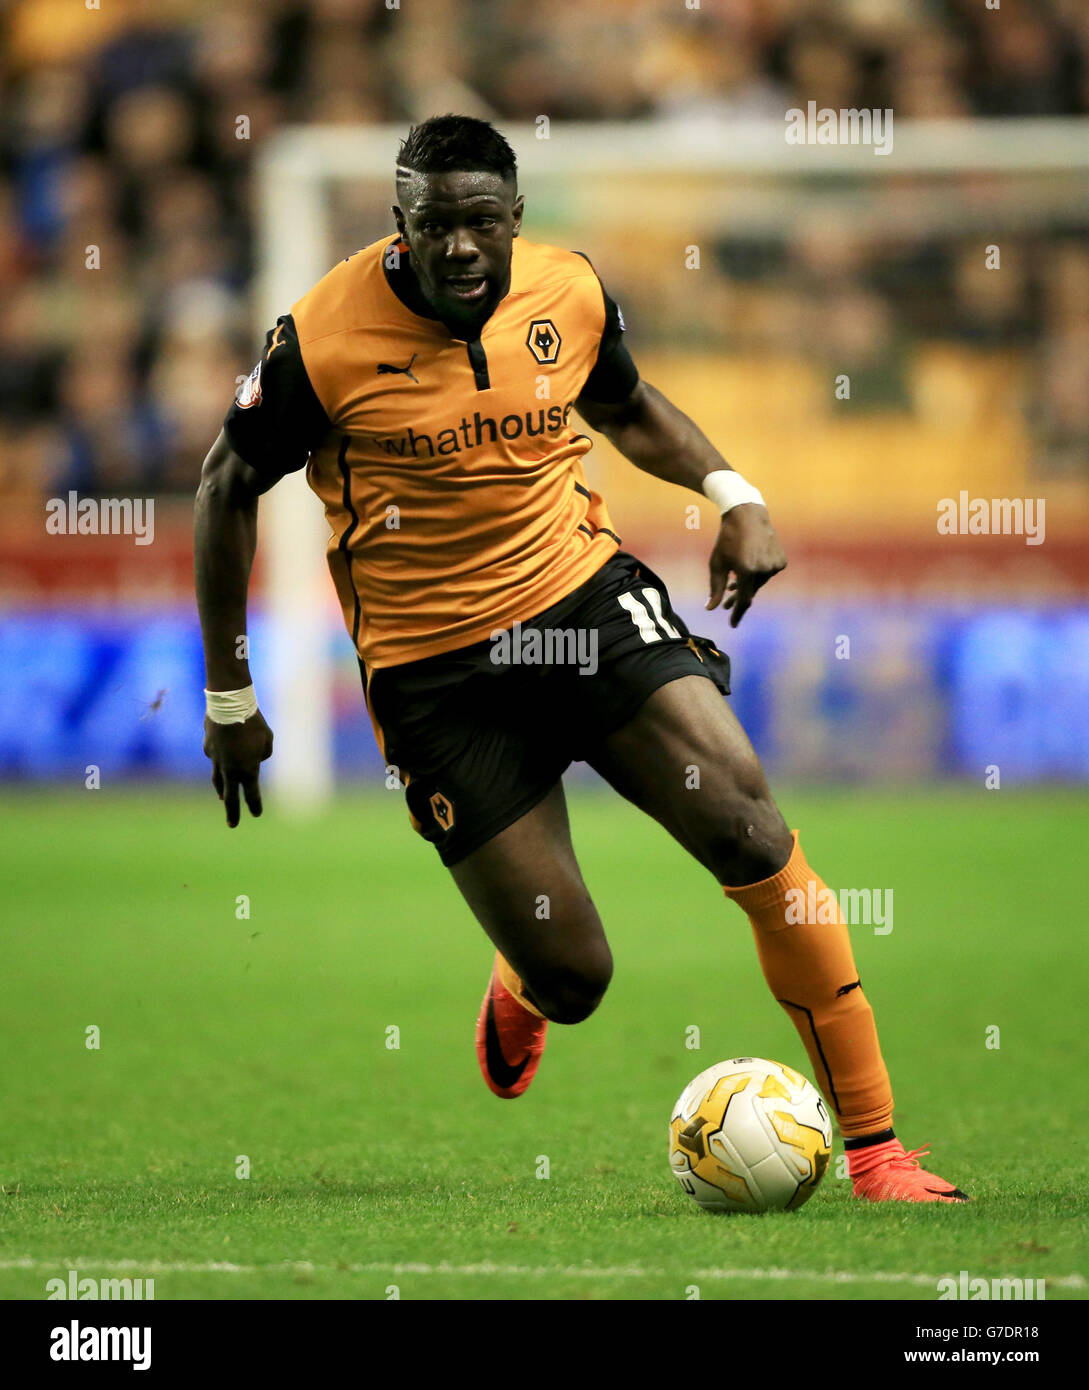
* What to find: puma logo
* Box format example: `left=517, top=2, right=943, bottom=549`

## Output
left=377, top=353, right=419, bottom=383
left=265, top=322, right=287, bottom=359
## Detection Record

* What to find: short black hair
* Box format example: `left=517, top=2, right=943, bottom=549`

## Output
left=396, top=114, right=517, bottom=187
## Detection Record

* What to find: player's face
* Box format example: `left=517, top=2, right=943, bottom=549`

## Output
left=394, top=170, right=524, bottom=335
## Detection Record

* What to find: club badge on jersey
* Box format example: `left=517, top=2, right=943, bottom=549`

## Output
left=235, top=360, right=263, bottom=410
left=526, top=319, right=562, bottom=364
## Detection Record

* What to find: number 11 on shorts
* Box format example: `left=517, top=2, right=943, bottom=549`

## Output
left=618, top=588, right=682, bottom=644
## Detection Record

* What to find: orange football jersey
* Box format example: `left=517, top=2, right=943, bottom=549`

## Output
left=225, top=234, right=638, bottom=669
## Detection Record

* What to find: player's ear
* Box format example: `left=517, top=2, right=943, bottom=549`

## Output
left=511, top=194, right=525, bottom=238
left=392, top=205, right=406, bottom=238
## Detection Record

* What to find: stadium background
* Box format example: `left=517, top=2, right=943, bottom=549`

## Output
left=2, top=0, right=1088, bottom=787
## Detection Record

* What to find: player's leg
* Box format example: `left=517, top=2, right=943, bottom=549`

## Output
left=450, top=781, right=613, bottom=1099
left=450, top=779, right=613, bottom=1027
left=587, top=672, right=794, bottom=884
left=587, top=674, right=968, bottom=1201
left=365, top=637, right=614, bottom=1098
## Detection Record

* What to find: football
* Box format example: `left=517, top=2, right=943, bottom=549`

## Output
left=669, top=1057, right=833, bottom=1214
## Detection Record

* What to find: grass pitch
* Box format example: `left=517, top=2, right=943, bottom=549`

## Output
left=0, top=783, right=1086, bottom=1301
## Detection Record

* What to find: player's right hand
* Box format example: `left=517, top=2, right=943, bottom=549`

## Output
left=202, top=711, right=274, bottom=828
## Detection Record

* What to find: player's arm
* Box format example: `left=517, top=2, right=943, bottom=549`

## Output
left=194, top=431, right=274, bottom=827
left=576, top=326, right=786, bottom=628
left=194, top=315, right=330, bottom=826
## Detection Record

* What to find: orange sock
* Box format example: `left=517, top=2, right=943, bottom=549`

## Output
left=722, top=831, right=894, bottom=1138
left=495, top=951, right=546, bottom=1019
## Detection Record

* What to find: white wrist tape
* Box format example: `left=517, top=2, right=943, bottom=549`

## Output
left=205, top=685, right=258, bottom=725
left=702, top=469, right=765, bottom=515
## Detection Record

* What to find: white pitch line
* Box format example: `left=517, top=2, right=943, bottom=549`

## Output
left=0, top=1258, right=1084, bottom=1290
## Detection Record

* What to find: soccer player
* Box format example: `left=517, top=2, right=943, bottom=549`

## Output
left=195, top=116, right=967, bottom=1203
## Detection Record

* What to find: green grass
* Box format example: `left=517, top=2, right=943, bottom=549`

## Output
left=0, top=784, right=1086, bottom=1300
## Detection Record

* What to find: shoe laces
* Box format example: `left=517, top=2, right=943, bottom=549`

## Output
left=886, top=1143, right=931, bottom=1171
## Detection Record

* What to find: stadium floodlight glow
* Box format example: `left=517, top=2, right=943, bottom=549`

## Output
left=254, top=118, right=1089, bottom=811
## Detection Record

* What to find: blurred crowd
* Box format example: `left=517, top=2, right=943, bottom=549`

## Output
left=1, top=0, right=1088, bottom=499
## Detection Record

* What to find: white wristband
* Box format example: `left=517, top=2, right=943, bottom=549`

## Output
left=204, top=685, right=258, bottom=725
left=702, top=469, right=765, bottom=515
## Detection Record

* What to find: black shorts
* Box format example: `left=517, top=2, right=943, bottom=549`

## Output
left=362, top=551, right=731, bottom=867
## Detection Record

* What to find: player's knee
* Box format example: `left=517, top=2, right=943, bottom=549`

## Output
left=533, top=948, right=613, bottom=1025
left=705, top=794, right=792, bottom=886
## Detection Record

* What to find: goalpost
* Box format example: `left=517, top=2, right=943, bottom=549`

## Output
left=254, top=118, right=1089, bottom=811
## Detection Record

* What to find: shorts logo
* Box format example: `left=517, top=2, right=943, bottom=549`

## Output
left=235, top=361, right=263, bottom=409
left=430, top=792, right=454, bottom=831
left=526, top=319, right=561, bottom=365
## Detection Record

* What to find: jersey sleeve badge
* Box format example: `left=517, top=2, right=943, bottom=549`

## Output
left=234, top=360, right=264, bottom=410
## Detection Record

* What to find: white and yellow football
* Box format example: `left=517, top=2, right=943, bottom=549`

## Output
left=669, top=1057, right=832, bottom=1214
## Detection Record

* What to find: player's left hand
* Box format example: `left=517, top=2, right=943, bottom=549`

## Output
left=706, top=504, right=787, bottom=627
